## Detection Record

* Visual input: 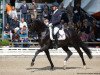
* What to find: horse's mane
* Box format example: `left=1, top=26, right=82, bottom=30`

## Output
left=33, top=19, right=48, bottom=31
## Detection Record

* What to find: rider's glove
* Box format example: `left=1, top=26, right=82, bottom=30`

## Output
left=49, top=23, right=53, bottom=27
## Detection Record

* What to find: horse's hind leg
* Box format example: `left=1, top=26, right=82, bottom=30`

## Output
left=73, top=45, right=86, bottom=69
left=44, top=50, right=54, bottom=70
left=62, top=46, right=72, bottom=69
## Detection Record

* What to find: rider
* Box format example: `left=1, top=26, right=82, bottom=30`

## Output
left=49, top=2, right=63, bottom=49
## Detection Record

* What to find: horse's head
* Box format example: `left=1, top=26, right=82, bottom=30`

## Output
left=29, top=20, right=37, bottom=32
left=29, top=19, right=47, bottom=34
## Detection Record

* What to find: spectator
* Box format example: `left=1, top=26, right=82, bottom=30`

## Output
left=95, top=21, right=100, bottom=41
left=67, top=20, right=74, bottom=29
left=92, top=19, right=97, bottom=39
left=41, top=6, right=51, bottom=23
left=20, top=25, right=28, bottom=38
left=19, top=25, right=29, bottom=47
left=60, top=9, right=69, bottom=25
left=58, top=3, right=69, bottom=25
left=59, top=2, right=64, bottom=10
left=66, top=2, right=73, bottom=21
left=11, top=17, right=19, bottom=30
left=10, top=0, right=16, bottom=7
left=88, top=31, right=95, bottom=42
left=6, top=3, right=12, bottom=16
left=30, top=0, right=38, bottom=19
left=20, top=0, right=29, bottom=21
left=80, top=19, right=91, bottom=41
left=73, top=4, right=81, bottom=24
left=4, top=23, right=11, bottom=39
left=80, top=32, right=88, bottom=42
left=11, top=29, right=20, bottom=47
left=6, top=3, right=12, bottom=24
left=81, top=19, right=91, bottom=34
left=20, top=18, right=27, bottom=29
left=11, top=6, right=18, bottom=20
left=41, top=2, right=49, bottom=13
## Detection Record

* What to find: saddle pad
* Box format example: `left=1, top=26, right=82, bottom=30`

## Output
left=58, top=29, right=66, bottom=40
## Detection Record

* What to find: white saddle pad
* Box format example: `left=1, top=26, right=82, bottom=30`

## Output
left=49, top=26, right=66, bottom=40
left=58, top=29, right=66, bottom=40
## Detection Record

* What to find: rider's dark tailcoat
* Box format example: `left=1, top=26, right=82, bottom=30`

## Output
left=50, top=9, right=63, bottom=28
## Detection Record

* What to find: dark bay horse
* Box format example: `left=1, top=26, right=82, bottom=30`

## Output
left=29, top=19, right=92, bottom=70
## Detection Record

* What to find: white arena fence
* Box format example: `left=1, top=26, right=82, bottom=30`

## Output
left=0, top=47, right=100, bottom=56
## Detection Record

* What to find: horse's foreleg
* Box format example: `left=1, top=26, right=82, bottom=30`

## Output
left=31, top=45, right=48, bottom=66
left=62, top=46, right=72, bottom=70
left=44, top=50, right=54, bottom=70
left=31, top=49, right=42, bottom=66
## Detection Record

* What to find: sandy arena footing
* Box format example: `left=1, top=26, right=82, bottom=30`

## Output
left=0, top=55, right=100, bottom=75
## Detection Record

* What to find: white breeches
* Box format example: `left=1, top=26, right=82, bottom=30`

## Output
left=54, top=27, right=59, bottom=35
left=49, top=26, right=53, bottom=40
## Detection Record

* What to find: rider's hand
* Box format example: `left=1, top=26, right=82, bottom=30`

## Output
left=49, top=23, right=53, bottom=27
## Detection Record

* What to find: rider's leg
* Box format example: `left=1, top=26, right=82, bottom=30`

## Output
left=53, top=27, right=59, bottom=49
left=53, top=34, right=58, bottom=49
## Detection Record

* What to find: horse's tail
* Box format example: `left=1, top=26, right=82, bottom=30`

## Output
left=80, top=42, right=93, bottom=59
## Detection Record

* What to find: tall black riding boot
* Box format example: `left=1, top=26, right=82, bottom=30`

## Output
left=54, top=34, right=58, bottom=49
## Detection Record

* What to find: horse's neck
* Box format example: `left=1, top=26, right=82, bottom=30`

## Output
left=37, top=29, right=49, bottom=44
left=37, top=30, right=46, bottom=39
left=36, top=27, right=45, bottom=36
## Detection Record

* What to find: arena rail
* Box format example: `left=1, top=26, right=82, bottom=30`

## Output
left=0, top=47, right=100, bottom=56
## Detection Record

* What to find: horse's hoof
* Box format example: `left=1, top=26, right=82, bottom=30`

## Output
left=63, top=65, right=66, bottom=70
left=31, top=61, right=34, bottom=66
left=63, top=61, right=66, bottom=70
left=50, top=67, right=54, bottom=71
left=83, top=65, right=87, bottom=69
